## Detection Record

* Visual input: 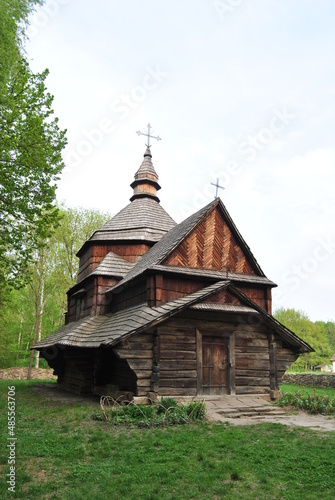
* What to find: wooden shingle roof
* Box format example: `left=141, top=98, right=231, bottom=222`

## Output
left=77, top=198, right=176, bottom=257
left=34, top=281, right=313, bottom=354
left=33, top=281, right=229, bottom=350
left=90, top=251, right=134, bottom=278
left=227, top=284, right=314, bottom=353
left=131, top=147, right=160, bottom=185
left=149, top=264, right=277, bottom=287
left=108, top=198, right=266, bottom=294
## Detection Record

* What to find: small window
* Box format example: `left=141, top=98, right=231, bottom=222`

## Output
left=76, top=296, right=85, bottom=320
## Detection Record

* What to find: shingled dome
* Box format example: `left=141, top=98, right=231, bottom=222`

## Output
left=77, top=148, right=176, bottom=256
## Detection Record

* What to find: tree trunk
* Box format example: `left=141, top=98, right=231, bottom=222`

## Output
left=27, top=248, right=47, bottom=380
left=34, top=276, right=44, bottom=368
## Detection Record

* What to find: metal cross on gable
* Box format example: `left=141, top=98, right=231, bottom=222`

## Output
left=210, top=178, right=225, bottom=198
left=136, top=123, right=162, bottom=147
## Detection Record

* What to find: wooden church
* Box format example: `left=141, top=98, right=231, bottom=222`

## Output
left=34, top=138, right=313, bottom=400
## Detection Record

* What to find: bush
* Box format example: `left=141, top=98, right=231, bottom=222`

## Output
left=157, top=397, right=179, bottom=414
left=276, top=389, right=335, bottom=415
left=95, top=397, right=206, bottom=427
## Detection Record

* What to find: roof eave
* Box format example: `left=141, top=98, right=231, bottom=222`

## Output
left=228, top=283, right=314, bottom=353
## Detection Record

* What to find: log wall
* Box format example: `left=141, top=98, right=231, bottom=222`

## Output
left=77, top=242, right=152, bottom=282
left=67, top=276, right=117, bottom=323
left=147, top=275, right=205, bottom=306
left=234, top=325, right=271, bottom=394
left=110, top=280, right=147, bottom=313
left=113, top=333, right=155, bottom=396
left=152, top=314, right=299, bottom=397
left=58, top=348, right=95, bottom=395
left=234, top=285, right=269, bottom=312
left=157, top=326, right=197, bottom=396
left=54, top=315, right=299, bottom=399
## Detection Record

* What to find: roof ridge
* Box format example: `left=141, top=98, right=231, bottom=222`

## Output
left=108, top=199, right=219, bottom=293
left=216, top=198, right=265, bottom=276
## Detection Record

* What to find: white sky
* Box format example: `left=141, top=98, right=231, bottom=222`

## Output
left=25, top=0, right=335, bottom=322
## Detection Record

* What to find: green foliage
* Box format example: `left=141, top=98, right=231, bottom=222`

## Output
left=0, top=0, right=42, bottom=90
left=157, top=396, right=179, bottom=413
left=0, top=0, right=66, bottom=293
left=2, top=381, right=335, bottom=499
left=325, top=321, right=335, bottom=353
left=186, top=400, right=207, bottom=420
left=277, top=388, right=335, bottom=415
left=96, top=397, right=206, bottom=428
left=53, top=204, right=111, bottom=283
left=0, top=205, right=110, bottom=368
left=274, top=308, right=333, bottom=370
left=0, top=59, right=67, bottom=291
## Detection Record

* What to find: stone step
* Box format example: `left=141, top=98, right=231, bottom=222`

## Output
left=218, top=412, right=241, bottom=418
left=216, top=407, right=288, bottom=419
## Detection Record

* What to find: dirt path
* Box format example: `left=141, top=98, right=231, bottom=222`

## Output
left=205, top=396, right=335, bottom=432
left=208, top=407, right=335, bottom=431
left=0, top=367, right=57, bottom=380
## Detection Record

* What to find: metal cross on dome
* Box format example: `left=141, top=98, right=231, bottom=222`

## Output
left=136, top=123, right=162, bottom=147
left=210, top=178, right=225, bottom=198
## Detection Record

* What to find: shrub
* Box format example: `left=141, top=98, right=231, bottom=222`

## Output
left=95, top=397, right=206, bottom=427
left=276, top=389, right=335, bottom=416
left=157, top=397, right=178, bottom=414
left=186, top=401, right=206, bottom=421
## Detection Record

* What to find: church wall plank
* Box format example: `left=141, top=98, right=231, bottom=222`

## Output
left=111, top=281, right=147, bottom=312
left=113, top=332, right=154, bottom=396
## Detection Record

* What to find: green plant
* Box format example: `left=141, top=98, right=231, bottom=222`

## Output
left=276, top=388, right=335, bottom=415
left=157, top=396, right=178, bottom=413
left=97, top=396, right=205, bottom=428
left=186, top=401, right=206, bottom=421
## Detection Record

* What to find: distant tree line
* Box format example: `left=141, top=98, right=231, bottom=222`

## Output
left=274, top=308, right=335, bottom=371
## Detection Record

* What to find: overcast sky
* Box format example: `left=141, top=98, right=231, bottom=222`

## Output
left=25, top=0, right=335, bottom=322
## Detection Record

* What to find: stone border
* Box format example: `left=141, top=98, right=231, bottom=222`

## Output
left=282, top=373, right=335, bottom=388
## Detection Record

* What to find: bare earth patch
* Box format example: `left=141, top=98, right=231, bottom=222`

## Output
left=0, top=367, right=57, bottom=380
left=32, top=383, right=99, bottom=406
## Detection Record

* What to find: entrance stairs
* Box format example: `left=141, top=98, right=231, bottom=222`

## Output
left=195, top=395, right=287, bottom=422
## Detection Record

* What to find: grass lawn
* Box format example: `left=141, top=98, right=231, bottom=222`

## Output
left=1, top=380, right=335, bottom=499
left=280, top=384, right=335, bottom=398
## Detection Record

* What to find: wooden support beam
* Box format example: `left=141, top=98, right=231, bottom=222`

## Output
left=150, top=331, right=160, bottom=393
left=196, top=329, right=203, bottom=395
left=268, top=332, right=278, bottom=392
left=228, top=333, right=236, bottom=395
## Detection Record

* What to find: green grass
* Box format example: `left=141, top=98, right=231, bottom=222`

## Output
left=1, top=381, right=335, bottom=499
left=280, top=383, right=335, bottom=397
left=278, top=384, right=335, bottom=415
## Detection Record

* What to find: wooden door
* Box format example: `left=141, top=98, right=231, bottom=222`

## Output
left=202, top=335, right=228, bottom=395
